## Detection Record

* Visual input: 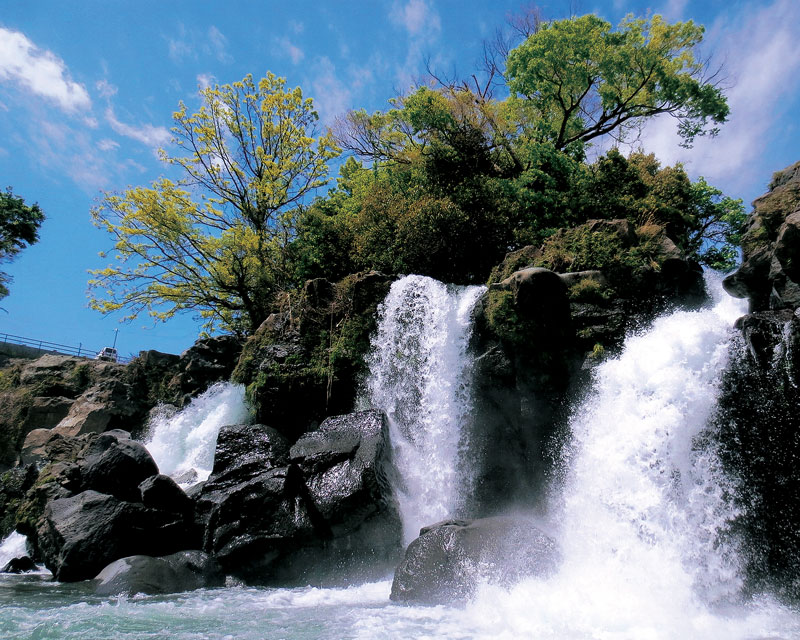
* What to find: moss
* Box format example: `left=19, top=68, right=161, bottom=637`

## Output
left=484, top=289, right=529, bottom=346
left=568, top=278, right=615, bottom=303
left=589, top=343, right=606, bottom=360
left=487, top=246, right=541, bottom=285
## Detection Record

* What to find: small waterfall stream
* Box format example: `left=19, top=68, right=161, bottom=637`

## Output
left=144, top=382, right=249, bottom=486
left=363, top=274, right=485, bottom=543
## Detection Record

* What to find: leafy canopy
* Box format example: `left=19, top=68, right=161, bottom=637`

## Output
left=0, top=188, right=45, bottom=299
left=89, top=73, right=339, bottom=335
left=505, top=14, right=728, bottom=149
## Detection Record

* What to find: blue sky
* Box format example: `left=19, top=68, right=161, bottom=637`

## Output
left=1, top=0, right=799, bottom=358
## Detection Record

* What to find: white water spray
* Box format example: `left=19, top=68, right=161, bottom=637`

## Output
left=0, top=531, right=28, bottom=567
left=444, top=274, right=800, bottom=638
left=364, top=275, right=485, bottom=543
left=144, top=382, right=249, bottom=486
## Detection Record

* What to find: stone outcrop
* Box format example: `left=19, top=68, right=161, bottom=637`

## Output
left=724, top=160, right=800, bottom=311
left=197, top=410, right=400, bottom=584
left=37, top=490, right=191, bottom=582
left=713, top=160, right=800, bottom=601
left=390, top=517, right=560, bottom=605
left=93, top=550, right=224, bottom=596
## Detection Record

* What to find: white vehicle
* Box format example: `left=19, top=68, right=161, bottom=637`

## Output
left=95, top=347, right=118, bottom=362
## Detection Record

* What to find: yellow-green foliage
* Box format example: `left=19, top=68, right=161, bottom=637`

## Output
left=535, top=225, right=664, bottom=286
left=568, top=278, right=614, bottom=303
left=484, top=289, right=527, bottom=346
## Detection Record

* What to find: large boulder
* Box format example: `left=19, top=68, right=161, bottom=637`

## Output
left=168, top=335, right=243, bottom=405
left=390, top=517, right=560, bottom=605
left=289, top=410, right=393, bottom=536
left=93, top=550, right=224, bottom=596
left=79, top=433, right=159, bottom=502
left=37, top=490, right=190, bottom=582
left=724, top=160, right=800, bottom=311
left=196, top=412, right=401, bottom=584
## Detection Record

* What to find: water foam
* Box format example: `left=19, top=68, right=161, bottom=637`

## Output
left=364, top=275, right=484, bottom=543
left=144, top=382, right=249, bottom=485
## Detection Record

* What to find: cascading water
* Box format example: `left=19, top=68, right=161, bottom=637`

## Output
left=440, top=273, right=800, bottom=638
left=0, top=531, right=28, bottom=568
left=144, top=382, right=249, bottom=486
left=364, top=274, right=485, bottom=543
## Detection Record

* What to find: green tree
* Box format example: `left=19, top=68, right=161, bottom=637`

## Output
left=0, top=187, right=45, bottom=299
left=90, top=73, right=340, bottom=335
left=505, top=14, right=729, bottom=150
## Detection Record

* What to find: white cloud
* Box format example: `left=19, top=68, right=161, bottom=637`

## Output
left=208, top=26, right=233, bottom=64
left=391, top=0, right=440, bottom=37
left=659, top=0, right=689, bottom=21
left=276, top=37, right=305, bottom=64
left=0, top=27, right=91, bottom=113
left=105, top=106, right=170, bottom=148
left=95, top=79, right=118, bottom=99
left=197, top=73, right=215, bottom=90
left=311, top=57, right=352, bottom=123
left=289, top=20, right=304, bottom=34
left=97, top=138, right=120, bottom=152
left=636, top=0, right=800, bottom=191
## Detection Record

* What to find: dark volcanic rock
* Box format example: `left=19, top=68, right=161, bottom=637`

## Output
left=138, top=474, right=193, bottom=514
left=196, top=412, right=400, bottom=584
left=2, top=555, right=37, bottom=573
left=80, top=434, right=159, bottom=502
left=289, top=410, right=393, bottom=535
left=37, top=490, right=190, bottom=582
left=390, top=517, right=560, bottom=605
left=168, top=336, right=244, bottom=405
left=93, top=550, right=224, bottom=596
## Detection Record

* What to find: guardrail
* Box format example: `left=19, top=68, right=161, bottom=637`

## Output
left=0, top=333, right=132, bottom=364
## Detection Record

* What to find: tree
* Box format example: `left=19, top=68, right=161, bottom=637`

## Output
left=0, top=187, right=44, bottom=299
left=90, top=73, right=340, bottom=335
left=505, top=14, right=729, bottom=150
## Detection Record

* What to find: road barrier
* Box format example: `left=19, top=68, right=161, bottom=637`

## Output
left=0, top=333, right=132, bottom=363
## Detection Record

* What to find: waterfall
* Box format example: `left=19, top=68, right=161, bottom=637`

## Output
left=454, top=274, right=800, bottom=637
left=144, top=382, right=249, bottom=486
left=364, top=275, right=485, bottom=543
left=0, top=531, right=28, bottom=567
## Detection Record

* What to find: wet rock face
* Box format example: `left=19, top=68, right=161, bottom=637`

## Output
left=724, top=160, right=800, bottom=311
left=36, top=490, right=192, bottom=582
left=93, top=550, right=224, bottom=596
left=196, top=411, right=400, bottom=584
left=390, top=517, right=560, bottom=605
left=168, top=335, right=244, bottom=406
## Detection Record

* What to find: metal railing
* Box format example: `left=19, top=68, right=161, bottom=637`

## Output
left=0, top=333, right=132, bottom=363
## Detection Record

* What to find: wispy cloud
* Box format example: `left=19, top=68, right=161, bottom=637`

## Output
left=389, top=0, right=442, bottom=91
left=310, top=57, right=352, bottom=123
left=196, top=73, right=215, bottom=90
left=95, top=79, right=118, bottom=99
left=659, top=0, right=689, bottom=21
left=97, top=138, right=119, bottom=152
left=105, top=106, right=170, bottom=148
left=0, top=27, right=91, bottom=113
left=275, top=37, right=305, bottom=64
left=391, top=0, right=441, bottom=37
left=208, top=26, right=233, bottom=64
left=637, top=0, right=800, bottom=192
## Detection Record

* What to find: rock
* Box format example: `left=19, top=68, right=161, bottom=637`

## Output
left=80, top=434, right=159, bottom=502
left=93, top=550, right=224, bottom=596
left=586, top=218, right=637, bottom=246
left=168, top=335, right=243, bottom=405
left=37, top=490, right=190, bottom=582
left=289, top=410, right=394, bottom=537
left=197, top=464, right=318, bottom=576
left=197, top=413, right=401, bottom=584
left=723, top=160, right=800, bottom=312
left=390, top=517, right=560, bottom=605
left=19, top=355, right=85, bottom=387
left=20, top=428, right=57, bottom=465
left=53, top=379, right=141, bottom=437
left=558, top=270, right=608, bottom=289
left=2, top=556, right=37, bottom=573
left=20, top=396, right=74, bottom=433
left=0, top=464, right=39, bottom=538
left=138, top=474, right=193, bottom=514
